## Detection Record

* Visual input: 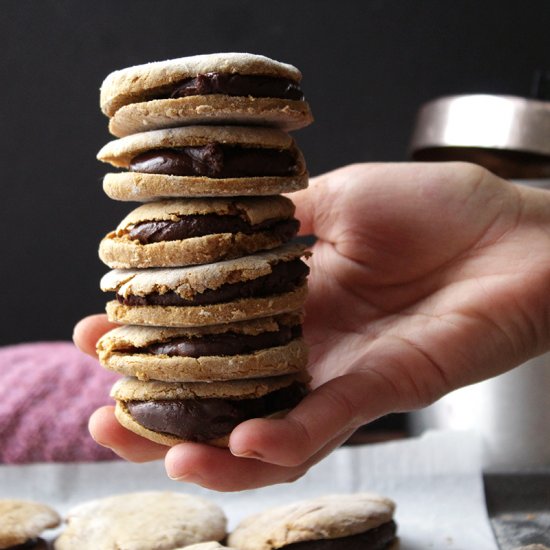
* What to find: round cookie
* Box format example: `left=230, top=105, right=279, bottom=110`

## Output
left=53, top=492, right=226, bottom=550
left=97, top=126, right=307, bottom=200
left=227, top=493, right=398, bottom=550
left=97, top=313, right=307, bottom=382
left=111, top=371, right=310, bottom=447
left=0, top=499, right=60, bottom=549
left=100, top=244, right=310, bottom=327
left=98, top=196, right=299, bottom=269
left=100, top=53, right=313, bottom=136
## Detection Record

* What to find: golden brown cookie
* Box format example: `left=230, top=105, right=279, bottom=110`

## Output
left=53, top=492, right=226, bottom=550
left=227, top=493, right=398, bottom=550
left=0, top=499, right=60, bottom=549
left=100, top=244, right=310, bottom=327
left=98, top=125, right=307, bottom=200
left=100, top=53, right=313, bottom=137
left=111, top=371, right=310, bottom=447
left=98, top=196, right=299, bottom=268
left=97, top=313, right=307, bottom=382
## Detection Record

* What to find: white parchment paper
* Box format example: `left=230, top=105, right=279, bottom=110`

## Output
left=0, top=430, right=498, bottom=549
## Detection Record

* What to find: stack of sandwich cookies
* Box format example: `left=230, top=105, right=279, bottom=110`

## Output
left=97, top=53, right=313, bottom=446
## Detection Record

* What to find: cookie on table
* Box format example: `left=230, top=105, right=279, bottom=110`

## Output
left=111, top=371, right=310, bottom=447
left=98, top=125, right=308, bottom=200
left=97, top=312, right=307, bottom=382
left=0, top=499, right=60, bottom=550
left=99, top=196, right=299, bottom=269
left=100, top=52, right=313, bottom=137
left=228, top=493, right=398, bottom=550
left=53, top=492, right=226, bottom=550
left=100, top=244, right=310, bottom=327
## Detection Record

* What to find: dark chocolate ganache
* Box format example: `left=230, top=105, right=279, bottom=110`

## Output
left=127, top=214, right=299, bottom=245
left=116, top=258, right=309, bottom=307
left=127, top=381, right=308, bottom=441
left=168, top=72, right=304, bottom=101
left=278, top=521, right=397, bottom=550
left=130, top=144, right=299, bottom=178
left=141, top=324, right=302, bottom=358
left=7, top=539, right=49, bottom=550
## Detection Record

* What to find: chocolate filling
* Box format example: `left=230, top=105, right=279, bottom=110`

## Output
left=141, top=324, right=302, bottom=357
left=168, top=72, right=304, bottom=101
left=126, top=381, right=308, bottom=441
left=116, top=258, right=309, bottom=307
left=129, top=144, right=299, bottom=178
left=7, top=539, right=48, bottom=550
left=127, top=215, right=299, bottom=245
left=278, top=521, right=397, bottom=550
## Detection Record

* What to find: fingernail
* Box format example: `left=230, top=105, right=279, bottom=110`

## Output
left=230, top=447, right=263, bottom=459
left=167, top=473, right=186, bottom=481
left=167, top=470, right=202, bottom=483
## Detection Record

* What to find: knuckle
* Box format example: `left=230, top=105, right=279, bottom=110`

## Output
left=282, top=419, right=313, bottom=467
left=322, top=384, right=360, bottom=424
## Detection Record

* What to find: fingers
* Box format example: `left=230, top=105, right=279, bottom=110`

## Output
left=73, top=314, right=118, bottom=358
left=290, top=168, right=342, bottom=237
left=291, top=163, right=375, bottom=238
left=228, top=370, right=394, bottom=467
left=164, top=427, right=355, bottom=492
left=88, top=370, right=390, bottom=490
left=88, top=406, right=167, bottom=463
left=164, top=443, right=304, bottom=491
left=288, top=187, right=315, bottom=236
left=88, top=405, right=341, bottom=490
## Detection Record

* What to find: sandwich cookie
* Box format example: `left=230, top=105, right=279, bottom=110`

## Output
left=111, top=371, right=310, bottom=446
left=99, top=196, right=299, bottom=269
left=227, top=493, right=398, bottom=550
left=97, top=313, right=307, bottom=382
left=98, top=125, right=308, bottom=200
left=0, top=499, right=60, bottom=550
left=53, top=492, right=226, bottom=550
left=100, top=244, right=310, bottom=327
left=100, top=52, right=313, bottom=137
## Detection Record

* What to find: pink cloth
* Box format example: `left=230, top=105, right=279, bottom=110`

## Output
left=0, top=341, right=120, bottom=463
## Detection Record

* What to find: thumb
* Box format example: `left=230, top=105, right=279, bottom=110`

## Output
left=287, top=183, right=316, bottom=236
left=229, top=370, right=399, bottom=467
left=288, top=167, right=343, bottom=236
left=289, top=163, right=374, bottom=239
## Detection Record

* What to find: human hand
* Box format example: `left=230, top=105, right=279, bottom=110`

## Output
left=74, top=162, right=550, bottom=491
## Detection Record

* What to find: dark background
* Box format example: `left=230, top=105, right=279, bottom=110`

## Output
left=1, top=0, right=549, bottom=345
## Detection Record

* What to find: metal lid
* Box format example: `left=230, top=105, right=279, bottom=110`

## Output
left=409, top=94, right=550, bottom=157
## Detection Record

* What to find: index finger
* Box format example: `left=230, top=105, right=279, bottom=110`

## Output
left=73, top=314, right=119, bottom=358
left=88, top=406, right=168, bottom=462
